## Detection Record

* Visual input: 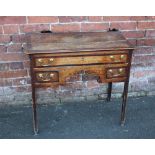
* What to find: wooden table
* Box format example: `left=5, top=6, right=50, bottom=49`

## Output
left=24, top=31, right=134, bottom=134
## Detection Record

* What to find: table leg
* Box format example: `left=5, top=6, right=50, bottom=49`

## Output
left=121, top=80, right=129, bottom=126
left=32, top=85, right=38, bottom=135
left=107, top=82, right=112, bottom=101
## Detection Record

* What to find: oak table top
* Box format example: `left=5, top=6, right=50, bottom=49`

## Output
left=24, top=31, right=133, bottom=54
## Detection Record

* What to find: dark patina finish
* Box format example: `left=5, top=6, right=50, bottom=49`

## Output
left=24, top=31, right=134, bottom=135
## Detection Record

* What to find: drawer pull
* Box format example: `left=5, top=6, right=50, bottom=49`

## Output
left=120, top=55, right=125, bottom=59
left=36, top=72, right=58, bottom=82
left=38, top=59, right=43, bottom=63
left=107, top=68, right=126, bottom=79
left=119, top=68, right=123, bottom=73
left=50, top=73, right=54, bottom=77
left=38, top=73, right=43, bottom=78
left=109, top=69, right=113, bottom=73
left=110, top=55, right=114, bottom=59
left=49, top=58, right=54, bottom=62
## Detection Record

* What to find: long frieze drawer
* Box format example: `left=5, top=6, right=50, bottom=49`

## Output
left=106, top=67, right=127, bottom=79
left=35, top=71, right=59, bottom=82
left=35, top=54, right=128, bottom=67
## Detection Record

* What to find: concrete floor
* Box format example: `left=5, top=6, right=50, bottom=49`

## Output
left=0, top=96, right=155, bottom=139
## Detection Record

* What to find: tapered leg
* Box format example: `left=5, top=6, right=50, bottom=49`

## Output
left=107, top=82, right=112, bottom=101
left=32, top=86, right=38, bottom=135
left=121, top=80, right=129, bottom=126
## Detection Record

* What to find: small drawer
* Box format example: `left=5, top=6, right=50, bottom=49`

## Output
left=106, top=67, right=127, bottom=79
left=108, top=54, right=127, bottom=63
left=35, top=71, right=59, bottom=83
left=35, top=54, right=128, bottom=67
left=35, top=58, right=55, bottom=67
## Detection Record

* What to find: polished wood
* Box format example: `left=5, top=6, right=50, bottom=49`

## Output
left=34, top=54, right=128, bottom=67
left=121, top=50, right=133, bottom=126
left=35, top=71, right=59, bottom=83
left=24, top=31, right=133, bottom=134
left=24, top=32, right=133, bottom=54
left=29, top=55, right=38, bottom=135
left=106, top=67, right=127, bottom=79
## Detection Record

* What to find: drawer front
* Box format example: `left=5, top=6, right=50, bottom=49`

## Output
left=35, top=71, right=59, bottom=83
left=35, top=54, right=128, bottom=67
left=106, top=67, right=127, bottom=79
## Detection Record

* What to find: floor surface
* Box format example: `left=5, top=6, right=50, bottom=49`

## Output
left=0, top=96, right=155, bottom=139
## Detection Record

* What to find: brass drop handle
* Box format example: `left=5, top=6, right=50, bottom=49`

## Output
left=38, top=58, right=43, bottom=62
left=49, top=58, right=54, bottom=62
left=118, top=68, right=123, bottom=73
left=109, top=69, right=113, bottom=73
left=120, top=55, right=125, bottom=59
left=50, top=73, right=54, bottom=77
left=110, top=55, right=114, bottom=59
left=38, top=73, right=43, bottom=78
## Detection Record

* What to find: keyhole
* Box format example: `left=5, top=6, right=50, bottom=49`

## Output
left=81, top=57, right=85, bottom=61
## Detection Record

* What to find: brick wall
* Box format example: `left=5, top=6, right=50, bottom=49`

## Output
left=0, top=16, right=155, bottom=105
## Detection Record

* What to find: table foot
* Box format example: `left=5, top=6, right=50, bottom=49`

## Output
left=121, top=120, right=125, bottom=126
left=34, top=129, right=39, bottom=136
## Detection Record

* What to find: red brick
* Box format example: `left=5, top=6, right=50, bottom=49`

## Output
left=133, top=47, right=155, bottom=55
left=103, top=16, right=131, bottom=21
left=12, top=78, right=28, bottom=86
left=66, top=74, right=81, bottom=82
left=0, top=35, right=10, bottom=43
left=82, top=74, right=99, bottom=81
left=130, top=80, right=149, bottom=92
left=110, top=22, right=137, bottom=30
left=9, top=62, right=24, bottom=70
left=15, top=85, right=31, bottom=92
left=0, top=79, right=12, bottom=86
left=27, top=78, right=31, bottom=84
left=0, top=63, right=9, bottom=71
left=0, top=70, right=28, bottom=78
left=122, top=31, right=145, bottom=39
left=0, top=45, right=7, bottom=53
left=0, top=53, right=29, bottom=61
left=130, top=16, right=146, bottom=21
left=63, top=82, right=86, bottom=90
left=138, top=21, right=155, bottom=29
left=137, top=38, right=155, bottom=46
left=23, top=61, right=30, bottom=69
left=148, top=76, right=155, bottom=84
left=133, top=71, right=146, bottom=78
left=11, top=34, right=26, bottom=43
left=27, top=16, right=58, bottom=23
left=0, top=26, right=3, bottom=34
left=133, top=55, right=155, bottom=64
left=3, top=25, right=19, bottom=34
left=145, top=16, right=155, bottom=20
left=27, top=69, right=31, bottom=77
left=20, top=24, right=50, bottom=33
left=127, top=39, right=137, bottom=46
left=58, top=16, right=87, bottom=23
left=81, top=23, right=109, bottom=32
left=51, top=24, right=80, bottom=32
left=7, top=44, right=22, bottom=52
left=132, top=62, right=155, bottom=68
left=86, top=80, right=99, bottom=89
left=0, top=16, right=26, bottom=24
left=146, top=30, right=155, bottom=37
left=88, top=16, right=103, bottom=22
left=133, top=70, right=155, bottom=78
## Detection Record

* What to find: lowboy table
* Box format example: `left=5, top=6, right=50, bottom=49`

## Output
left=24, top=31, right=134, bottom=134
